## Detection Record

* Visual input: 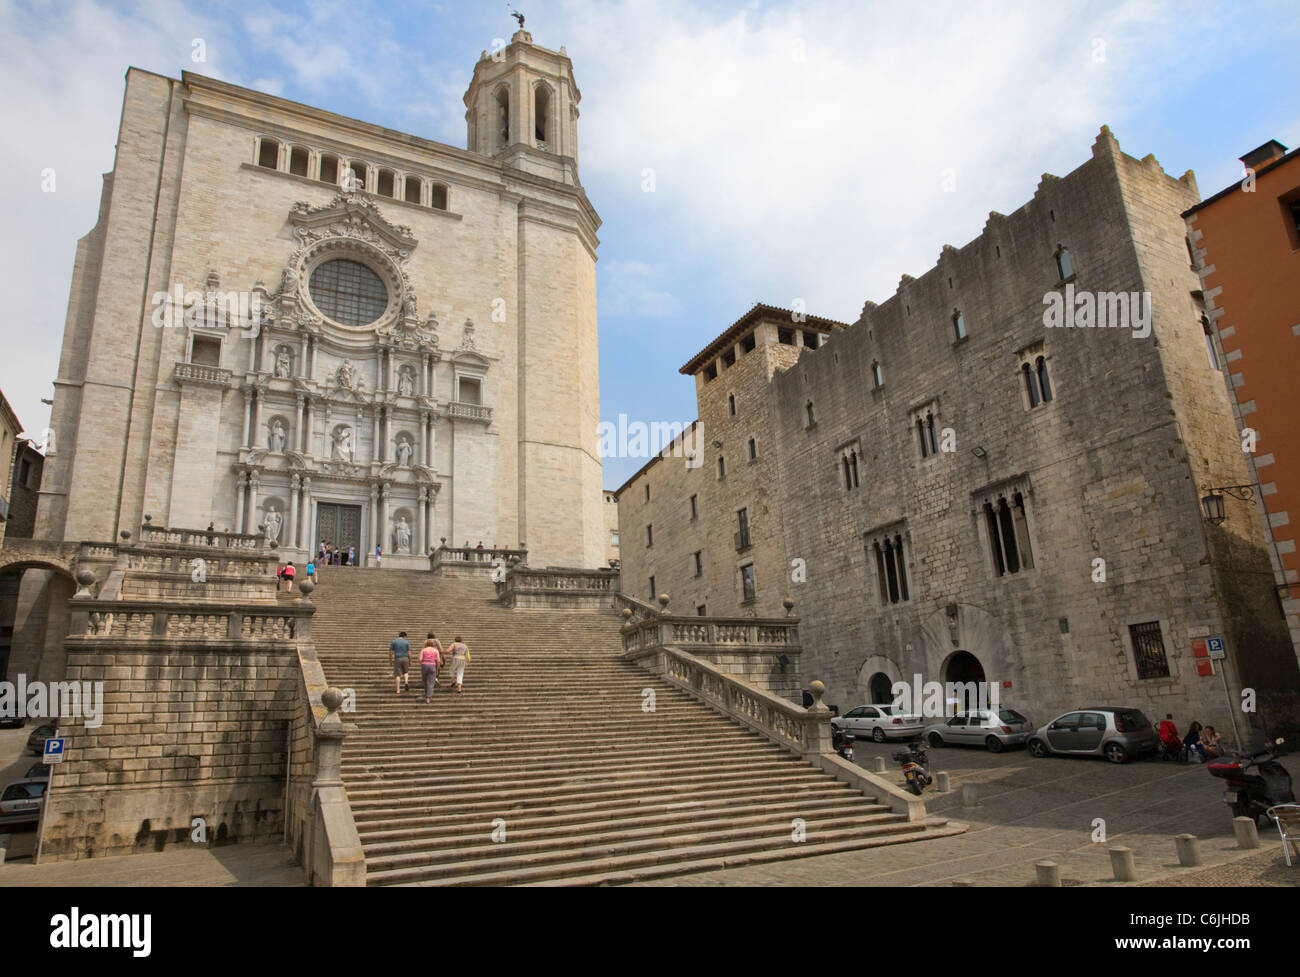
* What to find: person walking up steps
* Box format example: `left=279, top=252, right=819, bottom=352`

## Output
left=420, top=633, right=444, bottom=704
left=448, top=636, right=470, bottom=694
left=390, top=630, right=411, bottom=694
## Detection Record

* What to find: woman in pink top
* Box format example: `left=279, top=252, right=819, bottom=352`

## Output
left=419, top=633, right=444, bottom=704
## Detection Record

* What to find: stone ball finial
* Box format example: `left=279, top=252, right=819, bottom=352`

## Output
left=143, top=514, right=152, bottom=523
left=808, top=680, right=827, bottom=710
left=321, top=687, right=344, bottom=713
left=120, top=530, right=131, bottom=540
left=621, top=607, right=633, bottom=620
left=269, top=540, right=279, bottom=550
left=297, top=578, right=315, bottom=598
left=782, top=597, right=795, bottom=615
left=657, top=593, right=670, bottom=609
left=75, top=568, right=96, bottom=587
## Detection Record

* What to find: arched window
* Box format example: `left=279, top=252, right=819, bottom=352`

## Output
left=850, top=450, right=859, bottom=488
left=871, top=361, right=883, bottom=388
left=346, top=161, right=366, bottom=192
left=494, top=86, right=510, bottom=149
left=917, top=417, right=929, bottom=458
left=377, top=169, right=396, bottom=198
left=843, top=455, right=852, bottom=490
left=926, top=413, right=938, bottom=456
left=319, top=154, right=339, bottom=185
left=728, top=393, right=736, bottom=416
left=1055, top=246, right=1074, bottom=280
left=1023, top=362, right=1040, bottom=407
left=257, top=137, right=279, bottom=169
left=805, top=401, right=816, bottom=427
left=534, top=85, right=551, bottom=148
left=404, top=175, right=422, bottom=204
left=953, top=310, right=967, bottom=340
left=1036, top=356, right=1053, bottom=402
left=288, top=147, right=309, bottom=177
left=430, top=183, right=448, bottom=210
left=1202, top=316, right=1221, bottom=370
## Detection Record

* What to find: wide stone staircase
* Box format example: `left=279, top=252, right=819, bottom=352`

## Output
left=309, top=567, right=959, bottom=885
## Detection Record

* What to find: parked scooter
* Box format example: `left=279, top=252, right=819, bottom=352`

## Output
left=892, top=739, right=933, bottom=795
left=1207, top=737, right=1293, bottom=826
left=832, top=727, right=855, bottom=762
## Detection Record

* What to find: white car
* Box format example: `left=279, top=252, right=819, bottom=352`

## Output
left=831, top=704, right=924, bottom=743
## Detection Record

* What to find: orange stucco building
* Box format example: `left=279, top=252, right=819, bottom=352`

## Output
left=1185, top=139, right=1300, bottom=665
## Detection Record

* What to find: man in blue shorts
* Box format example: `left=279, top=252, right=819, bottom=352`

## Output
left=390, top=630, right=411, bottom=694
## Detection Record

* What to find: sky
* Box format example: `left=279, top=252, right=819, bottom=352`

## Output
left=1, top=0, right=1296, bottom=491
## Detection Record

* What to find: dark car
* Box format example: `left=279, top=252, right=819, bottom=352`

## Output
left=24, top=762, right=50, bottom=780
left=24, top=724, right=57, bottom=756
left=0, top=711, right=24, bottom=729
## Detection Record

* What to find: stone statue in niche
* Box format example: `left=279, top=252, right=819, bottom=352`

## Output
left=274, top=347, right=292, bottom=378
left=279, top=265, right=297, bottom=297
left=461, top=317, right=477, bottom=351
left=268, top=420, right=287, bottom=453
left=332, top=427, right=354, bottom=462
left=395, top=516, right=412, bottom=554
left=336, top=361, right=358, bottom=390
left=398, top=366, right=415, bottom=397
left=403, top=291, right=418, bottom=318
left=395, top=436, right=413, bottom=467
left=264, top=507, right=282, bottom=544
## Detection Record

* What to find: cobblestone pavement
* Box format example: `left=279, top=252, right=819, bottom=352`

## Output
left=634, top=740, right=1300, bottom=886
left=0, top=844, right=304, bottom=886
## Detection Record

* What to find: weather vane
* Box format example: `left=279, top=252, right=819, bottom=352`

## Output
left=510, top=8, right=525, bottom=30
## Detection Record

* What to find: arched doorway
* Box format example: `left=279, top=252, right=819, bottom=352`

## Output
left=868, top=671, right=893, bottom=705
left=942, top=650, right=986, bottom=714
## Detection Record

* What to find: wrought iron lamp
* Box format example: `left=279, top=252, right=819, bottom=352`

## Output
left=1200, top=484, right=1254, bottom=525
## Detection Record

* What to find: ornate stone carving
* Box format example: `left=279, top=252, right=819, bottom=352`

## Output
left=331, top=426, right=355, bottom=462
left=395, top=516, right=412, bottom=554
left=397, top=365, right=416, bottom=396
left=264, top=507, right=282, bottom=543
left=461, top=317, right=477, bottom=351
left=268, top=419, right=287, bottom=453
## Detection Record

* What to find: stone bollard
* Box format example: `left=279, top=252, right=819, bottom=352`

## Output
left=0, top=834, right=8, bottom=865
left=952, top=878, right=977, bottom=887
left=1233, top=816, right=1260, bottom=850
left=961, top=782, right=979, bottom=807
left=936, top=771, right=951, bottom=792
left=1035, top=860, right=1061, bottom=887
left=1108, top=846, right=1138, bottom=882
left=1175, top=834, right=1202, bottom=867
left=872, top=756, right=886, bottom=773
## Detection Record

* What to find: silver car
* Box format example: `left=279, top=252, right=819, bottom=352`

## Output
left=831, top=703, right=924, bottom=743
left=0, top=778, right=47, bottom=825
left=1026, top=707, right=1160, bottom=764
left=925, top=708, right=1032, bottom=753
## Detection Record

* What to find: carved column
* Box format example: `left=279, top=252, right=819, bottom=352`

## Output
left=381, top=406, right=390, bottom=463
left=288, top=474, right=300, bottom=550
left=300, top=334, right=309, bottom=377
left=417, top=411, right=428, bottom=467
left=235, top=472, right=247, bottom=534
left=301, top=476, right=312, bottom=551
left=416, top=487, right=426, bottom=557
left=251, top=389, right=264, bottom=447
left=370, top=406, right=380, bottom=464
left=375, top=348, right=385, bottom=394
left=295, top=394, right=305, bottom=454
left=368, top=483, right=379, bottom=560
left=308, top=494, right=318, bottom=556
left=309, top=337, right=318, bottom=379
left=241, top=388, right=253, bottom=447
left=381, top=483, right=392, bottom=557
left=303, top=397, right=314, bottom=455
left=421, top=353, right=431, bottom=397
left=247, top=474, right=260, bottom=535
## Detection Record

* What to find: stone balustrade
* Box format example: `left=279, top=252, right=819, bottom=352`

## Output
left=69, top=599, right=311, bottom=644
left=173, top=361, right=233, bottom=387
left=494, top=565, right=619, bottom=609
left=140, top=521, right=266, bottom=550
left=445, top=401, right=493, bottom=422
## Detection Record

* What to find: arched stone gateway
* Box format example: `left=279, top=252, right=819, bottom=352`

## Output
left=941, top=650, right=986, bottom=713
left=915, top=602, right=1024, bottom=711
left=855, top=654, right=904, bottom=707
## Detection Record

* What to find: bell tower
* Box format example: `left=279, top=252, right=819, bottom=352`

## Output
left=464, top=28, right=582, bottom=185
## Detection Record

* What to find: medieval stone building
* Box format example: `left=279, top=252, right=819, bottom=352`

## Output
left=618, top=128, right=1299, bottom=737
left=13, top=29, right=605, bottom=677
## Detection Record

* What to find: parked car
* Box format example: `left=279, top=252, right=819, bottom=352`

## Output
left=0, top=778, right=47, bottom=825
left=1026, top=707, right=1159, bottom=764
left=831, top=704, right=923, bottom=743
left=24, top=724, right=57, bottom=756
left=925, top=708, right=1033, bottom=752
left=24, top=762, right=50, bottom=780
left=0, top=712, right=24, bottom=729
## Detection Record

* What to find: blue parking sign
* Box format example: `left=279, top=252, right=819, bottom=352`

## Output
left=43, top=738, right=65, bottom=763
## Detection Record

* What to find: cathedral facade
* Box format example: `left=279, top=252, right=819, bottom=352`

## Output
left=38, top=29, right=605, bottom=570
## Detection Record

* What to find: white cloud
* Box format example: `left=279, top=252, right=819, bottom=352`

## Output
left=599, top=259, right=683, bottom=318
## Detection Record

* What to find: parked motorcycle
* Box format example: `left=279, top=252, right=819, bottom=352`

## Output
left=832, top=727, right=855, bottom=762
left=1207, top=737, right=1293, bottom=826
left=892, top=739, right=933, bottom=795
